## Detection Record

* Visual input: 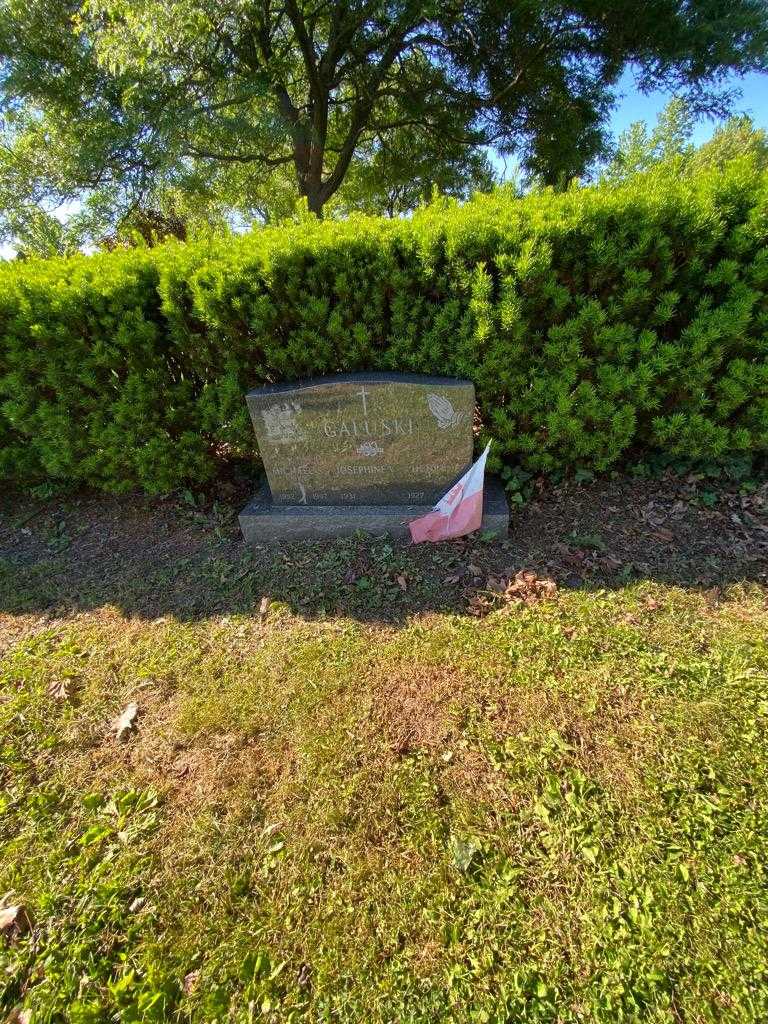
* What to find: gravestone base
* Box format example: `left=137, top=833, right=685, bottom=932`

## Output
left=239, top=476, right=509, bottom=543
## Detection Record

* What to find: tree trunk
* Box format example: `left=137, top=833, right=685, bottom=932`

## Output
left=295, top=139, right=326, bottom=218
left=305, top=186, right=325, bottom=218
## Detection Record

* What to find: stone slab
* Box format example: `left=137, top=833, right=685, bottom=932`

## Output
left=239, top=476, right=509, bottom=543
left=245, top=372, right=475, bottom=507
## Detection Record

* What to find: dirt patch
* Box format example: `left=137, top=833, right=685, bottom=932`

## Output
left=57, top=674, right=280, bottom=816
left=365, top=662, right=476, bottom=755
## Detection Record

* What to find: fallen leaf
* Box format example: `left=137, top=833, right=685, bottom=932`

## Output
left=467, top=592, right=493, bottom=617
left=183, top=970, right=200, bottom=995
left=47, top=678, right=71, bottom=701
left=111, top=702, right=139, bottom=741
left=258, top=596, right=270, bottom=623
left=396, top=574, right=407, bottom=592
left=503, top=570, right=557, bottom=606
left=449, top=834, right=481, bottom=873
left=444, top=574, right=462, bottom=585
left=0, top=904, right=31, bottom=943
left=600, top=555, right=622, bottom=571
left=650, top=528, right=674, bottom=543
left=561, top=548, right=586, bottom=567
left=5, top=1007, right=31, bottom=1024
left=467, top=563, right=482, bottom=577
left=468, top=569, right=557, bottom=616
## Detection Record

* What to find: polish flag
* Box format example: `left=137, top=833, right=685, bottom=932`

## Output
left=409, top=443, right=491, bottom=543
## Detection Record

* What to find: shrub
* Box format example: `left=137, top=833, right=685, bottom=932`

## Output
left=1, top=160, right=767, bottom=494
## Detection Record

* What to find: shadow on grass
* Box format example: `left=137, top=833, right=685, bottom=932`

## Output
left=1, top=473, right=767, bottom=627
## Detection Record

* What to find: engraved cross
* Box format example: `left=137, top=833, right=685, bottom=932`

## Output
left=357, top=386, right=370, bottom=416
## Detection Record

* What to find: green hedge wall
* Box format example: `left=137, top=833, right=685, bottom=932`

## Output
left=2, top=160, right=768, bottom=494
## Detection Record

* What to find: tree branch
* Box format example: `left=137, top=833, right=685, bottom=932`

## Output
left=321, top=20, right=418, bottom=200
left=184, top=146, right=293, bottom=166
left=285, top=0, right=322, bottom=101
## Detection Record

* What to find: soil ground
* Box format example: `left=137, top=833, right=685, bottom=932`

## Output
left=2, top=472, right=766, bottom=636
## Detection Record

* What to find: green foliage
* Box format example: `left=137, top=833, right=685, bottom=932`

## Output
left=330, top=124, right=498, bottom=218
left=2, top=0, right=767, bottom=237
left=2, top=162, right=768, bottom=494
left=692, top=116, right=768, bottom=174
left=605, top=98, right=696, bottom=181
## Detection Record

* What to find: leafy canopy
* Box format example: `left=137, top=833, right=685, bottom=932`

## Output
left=1, top=0, right=767, bottom=248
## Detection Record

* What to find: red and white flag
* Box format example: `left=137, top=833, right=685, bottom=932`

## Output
left=409, top=443, right=491, bottom=544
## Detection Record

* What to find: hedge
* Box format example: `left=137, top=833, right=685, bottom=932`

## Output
left=1, top=160, right=767, bottom=495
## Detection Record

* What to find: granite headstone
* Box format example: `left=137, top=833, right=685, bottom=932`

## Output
left=239, top=372, right=509, bottom=541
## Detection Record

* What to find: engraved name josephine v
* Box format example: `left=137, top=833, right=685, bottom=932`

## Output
left=246, top=373, right=475, bottom=507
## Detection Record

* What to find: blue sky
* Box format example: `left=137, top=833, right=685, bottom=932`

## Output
left=609, top=67, right=768, bottom=144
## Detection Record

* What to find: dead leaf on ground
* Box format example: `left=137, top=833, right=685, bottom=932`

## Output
left=110, top=702, right=139, bottom=741
left=183, top=970, right=200, bottom=995
left=5, top=1007, right=32, bottom=1024
left=558, top=546, right=586, bottom=567
left=47, top=678, right=73, bottom=701
left=650, top=528, right=674, bottom=543
left=600, top=555, right=622, bottom=571
left=0, top=904, right=31, bottom=943
left=468, top=592, right=494, bottom=617
left=258, top=596, right=270, bottom=623
left=469, top=570, right=557, bottom=616
left=503, top=570, right=558, bottom=606
left=444, top=574, right=463, bottom=585
left=396, top=574, right=408, bottom=592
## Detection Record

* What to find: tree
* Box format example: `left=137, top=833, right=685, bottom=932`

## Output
left=605, top=97, right=695, bottom=180
left=333, top=127, right=498, bottom=218
left=604, top=98, right=768, bottom=182
left=1, top=0, right=767, bottom=243
left=691, top=114, right=768, bottom=172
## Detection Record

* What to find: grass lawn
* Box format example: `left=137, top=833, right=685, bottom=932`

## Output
left=1, top=474, right=767, bottom=1023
